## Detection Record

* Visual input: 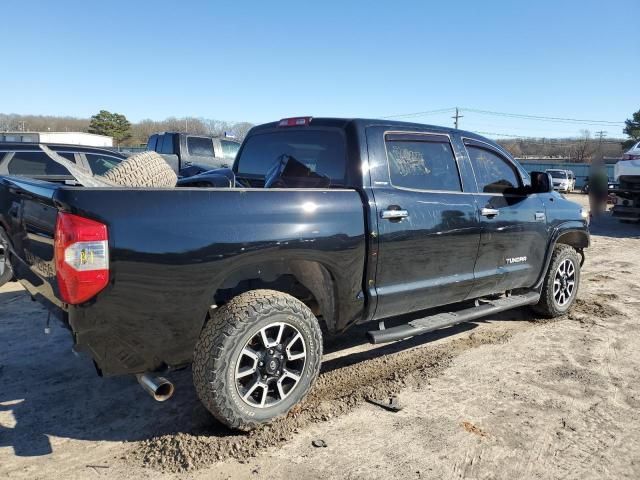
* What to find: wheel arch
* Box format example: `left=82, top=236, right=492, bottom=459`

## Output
left=533, top=223, right=589, bottom=290
left=210, top=258, right=339, bottom=333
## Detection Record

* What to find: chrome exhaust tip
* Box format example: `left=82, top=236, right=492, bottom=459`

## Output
left=136, top=373, right=174, bottom=402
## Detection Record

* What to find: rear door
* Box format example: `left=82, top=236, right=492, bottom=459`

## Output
left=366, top=127, right=482, bottom=320
left=463, top=138, right=547, bottom=298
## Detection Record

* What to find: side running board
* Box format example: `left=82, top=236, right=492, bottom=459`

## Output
left=367, top=291, right=540, bottom=344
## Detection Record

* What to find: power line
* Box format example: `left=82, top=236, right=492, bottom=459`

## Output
left=472, top=130, right=621, bottom=144
left=462, top=108, right=624, bottom=126
left=380, top=106, right=623, bottom=126
left=381, top=107, right=455, bottom=119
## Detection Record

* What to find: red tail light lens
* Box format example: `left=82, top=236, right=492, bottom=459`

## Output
left=54, top=212, right=109, bottom=304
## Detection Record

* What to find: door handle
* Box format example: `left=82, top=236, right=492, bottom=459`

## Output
left=480, top=207, right=499, bottom=217
left=381, top=209, right=409, bottom=220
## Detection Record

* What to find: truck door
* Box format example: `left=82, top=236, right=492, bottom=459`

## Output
left=462, top=138, right=548, bottom=298
left=366, top=128, right=482, bottom=320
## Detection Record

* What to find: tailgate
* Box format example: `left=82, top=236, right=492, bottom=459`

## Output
left=0, top=176, right=63, bottom=309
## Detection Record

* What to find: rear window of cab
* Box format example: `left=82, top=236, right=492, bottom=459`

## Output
left=235, top=129, right=347, bottom=185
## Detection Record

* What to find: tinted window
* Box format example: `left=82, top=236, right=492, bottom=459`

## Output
left=385, top=136, right=461, bottom=191
left=221, top=140, right=240, bottom=159
left=467, top=146, right=520, bottom=193
left=160, top=134, right=175, bottom=154
left=8, top=151, right=73, bottom=176
left=147, top=135, right=158, bottom=151
left=187, top=136, right=214, bottom=157
left=85, top=153, right=123, bottom=175
left=236, top=130, right=347, bottom=183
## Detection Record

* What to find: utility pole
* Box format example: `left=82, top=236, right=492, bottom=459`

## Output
left=594, top=130, right=607, bottom=164
left=595, top=130, right=607, bottom=145
left=452, top=107, right=463, bottom=129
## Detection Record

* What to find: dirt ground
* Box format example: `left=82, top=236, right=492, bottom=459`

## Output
left=1, top=193, right=639, bottom=479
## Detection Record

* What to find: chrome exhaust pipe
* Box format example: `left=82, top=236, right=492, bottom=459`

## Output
left=136, top=373, right=175, bottom=402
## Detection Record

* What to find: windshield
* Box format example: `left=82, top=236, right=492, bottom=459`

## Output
left=548, top=170, right=567, bottom=179
left=235, top=129, right=347, bottom=184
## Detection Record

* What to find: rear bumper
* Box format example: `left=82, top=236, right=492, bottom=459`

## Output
left=612, top=205, right=640, bottom=220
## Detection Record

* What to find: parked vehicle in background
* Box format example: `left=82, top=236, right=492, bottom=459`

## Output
left=581, top=176, right=618, bottom=196
left=611, top=144, right=640, bottom=222
left=546, top=169, right=573, bottom=193
left=0, top=117, right=589, bottom=430
left=622, top=141, right=640, bottom=161
left=147, top=132, right=241, bottom=177
left=0, top=143, right=125, bottom=184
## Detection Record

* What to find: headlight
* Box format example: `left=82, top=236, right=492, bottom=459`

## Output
left=581, top=209, right=589, bottom=221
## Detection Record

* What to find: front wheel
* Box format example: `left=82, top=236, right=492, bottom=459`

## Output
left=532, top=244, right=581, bottom=318
left=193, top=290, right=323, bottom=430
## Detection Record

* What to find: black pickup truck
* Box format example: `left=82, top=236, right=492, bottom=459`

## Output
left=0, top=117, right=589, bottom=430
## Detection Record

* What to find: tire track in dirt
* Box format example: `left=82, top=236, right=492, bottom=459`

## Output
left=131, top=294, right=626, bottom=472
left=132, top=324, right=516, bottom=471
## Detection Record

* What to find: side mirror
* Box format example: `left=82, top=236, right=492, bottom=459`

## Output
left=530, top=171, right=553, bottom=194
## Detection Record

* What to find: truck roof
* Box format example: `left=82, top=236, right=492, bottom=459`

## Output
left=150, top=132, right=241, bottom=142
left=250, top=117, right=502, bottom=147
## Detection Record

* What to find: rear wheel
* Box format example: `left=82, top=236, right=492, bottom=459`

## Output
left=193, top=290, right=323, bottom=430
left=532, top=244, right=581, bottom=318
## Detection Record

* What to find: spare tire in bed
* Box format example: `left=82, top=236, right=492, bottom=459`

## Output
left=99, top=151, right=178, bottom=188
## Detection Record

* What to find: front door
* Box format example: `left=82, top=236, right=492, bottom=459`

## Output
left=463, top=139, right=548, bottom=298
left=366, top=128, right=482, bottom=320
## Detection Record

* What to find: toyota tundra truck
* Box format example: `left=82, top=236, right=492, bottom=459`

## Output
left=0, top=117, right=589, bottom=430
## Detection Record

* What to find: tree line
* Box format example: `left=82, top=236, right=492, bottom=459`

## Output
left=496, top=130, right=625, bottom=161
left=0, top=112, right=254, bottom=146
left=2, top=107, right=639, bottom=160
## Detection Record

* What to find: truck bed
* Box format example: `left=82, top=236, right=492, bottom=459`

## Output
left=0, top=176, right=367, bottom=375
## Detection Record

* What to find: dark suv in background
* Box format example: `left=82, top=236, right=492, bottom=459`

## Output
left=0, top=143, right=125, bottom=183
left=147, top=132, right=241, bottom=176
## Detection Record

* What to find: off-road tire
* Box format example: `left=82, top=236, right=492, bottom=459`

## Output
left=193, top=290, right=323, bottom=430
left=99, top=151, right=177, bottom=188
left=532, top=244, right=581, bottom=318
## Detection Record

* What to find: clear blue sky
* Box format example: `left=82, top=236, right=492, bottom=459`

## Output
left=2, top=0, right=638, bottom=138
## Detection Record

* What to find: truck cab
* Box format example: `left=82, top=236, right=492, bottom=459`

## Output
left=147, top=132, right=240, bottom=176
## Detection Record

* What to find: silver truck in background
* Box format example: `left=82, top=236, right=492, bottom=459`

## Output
left=611, top=141, right=640, bottom=222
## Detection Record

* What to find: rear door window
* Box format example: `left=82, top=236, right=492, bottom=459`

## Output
left=466, top=145, right=521, bottom=194
left=8, top=151, right=74, bottom=176
left=187, top=136, right=215, bottom=157
left=384, top=134, right=461, bottom=191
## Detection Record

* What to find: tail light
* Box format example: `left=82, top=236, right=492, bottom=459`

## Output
left=54, top=212, right=109, bottom=304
